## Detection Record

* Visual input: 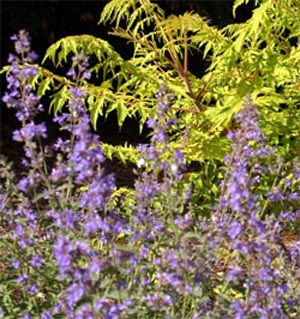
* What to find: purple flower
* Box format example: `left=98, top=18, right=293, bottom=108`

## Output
left=159, top=101, right=170, bottom=112
left=84, top=217, right=110, bottom=236
left=67, top=52, right=91, bottom=82
left=54, top=237, right=73, bottom=279
left=12, top=260, right=21, bottom=269
left=145, top=293, right=173, bottom=310
left=10, top=30, right=38, bottom=61
left=18, top=176, right=35, bottom=192
left=17, top=273, right=28, bottom=284
left=228, top=221, right=242, bottom=239
left=146, top=118, right=156, bottom=129
left=13, top=122, right=47, bottom=142
left=2, top=31, right=42, bottom=132
left=26, top=283, right=38, bottom=294
left=79, top=175, right=115, bottom=210
left=75, top=304, right=93, bottom=319
left=50, top=166, right=72, bottom=182
left=232, top=300, right=247, bottom=319
left=30, top=254, right=42, bottom=268
left=41, top=311, right=52, bottom=319
left=66, top=283, right=85, bottom=307
left=226, top=266, right=243, bottom=281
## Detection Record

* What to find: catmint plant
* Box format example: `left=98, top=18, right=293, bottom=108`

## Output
left=1, top=30, right=61, bottom=317
left=46, top=54, right=127, bottom=318
left=1, top=29, right=300, bottom=319
left=208, top=95, right=300, bottom=318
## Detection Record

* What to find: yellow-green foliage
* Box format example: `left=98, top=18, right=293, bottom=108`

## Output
left=3, top=0, right=299, bottom=164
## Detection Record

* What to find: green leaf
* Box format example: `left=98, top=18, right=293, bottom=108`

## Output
left=116, top=99, right=129, bottom=127
left=49, top=85, right=70, bottom=114
left=233, top=0, right=251, bottom=18
left=37, top=77, right=53, bottom=97
left=106, top=289, right=129, bottom=301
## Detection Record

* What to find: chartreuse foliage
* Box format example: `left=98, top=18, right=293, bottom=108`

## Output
left=2, top=0, right=299, bottom=164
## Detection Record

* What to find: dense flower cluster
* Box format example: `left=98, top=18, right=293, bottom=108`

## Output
left=211, top=95, right=300, bottom=318
left=1, top=30, right=300, bottom=319
left=0, top=31, right=55, bottom=314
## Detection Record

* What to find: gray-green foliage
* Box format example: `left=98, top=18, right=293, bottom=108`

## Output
left=2, top=0, right=299, bottom=163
